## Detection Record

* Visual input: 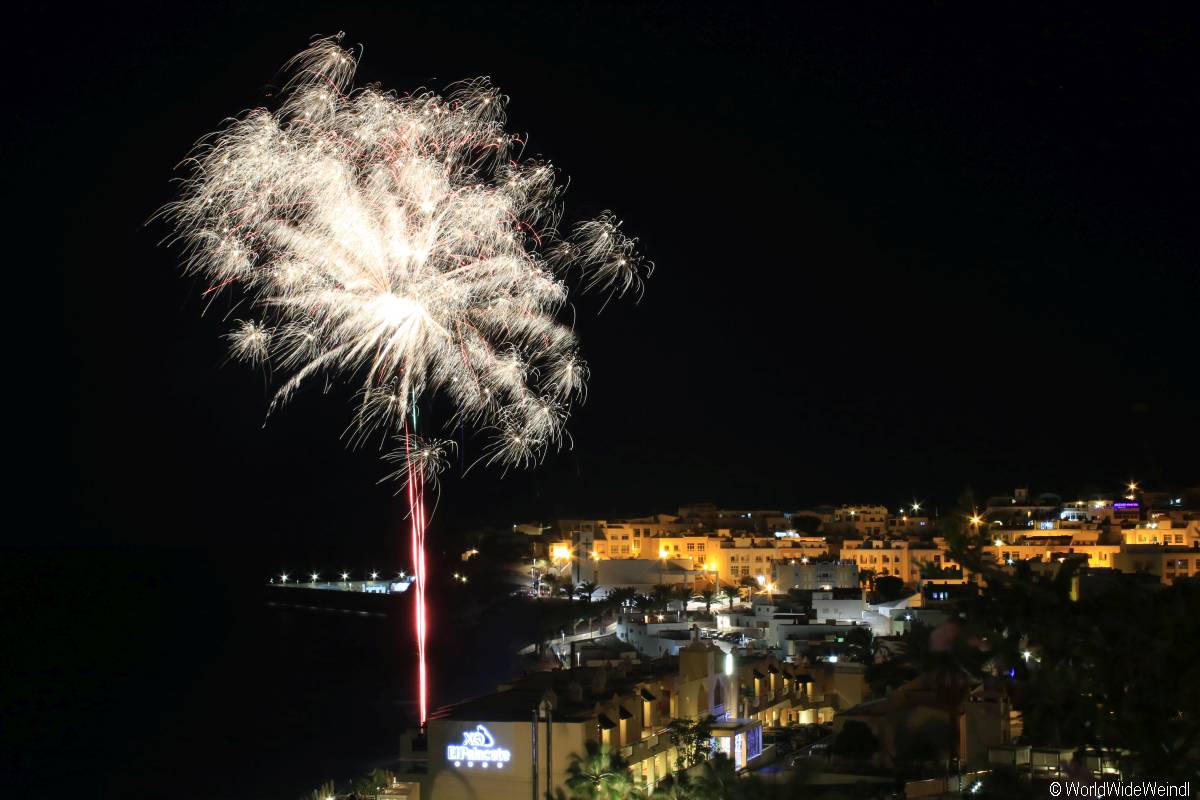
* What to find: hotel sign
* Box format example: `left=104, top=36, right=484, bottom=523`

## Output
left=447, top=725, right=511, bottom=769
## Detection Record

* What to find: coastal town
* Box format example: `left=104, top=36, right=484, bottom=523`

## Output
left=287, top=484, right=1199, bottom=799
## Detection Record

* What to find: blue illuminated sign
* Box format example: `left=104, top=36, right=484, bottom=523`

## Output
left=447, top=725, right=511, bottom=769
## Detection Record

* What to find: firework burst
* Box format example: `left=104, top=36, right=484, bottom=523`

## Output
left=163, top=32, right=649, bottom=725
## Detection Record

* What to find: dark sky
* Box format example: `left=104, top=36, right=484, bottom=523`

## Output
left=22, top=2, right=1200, bottom=555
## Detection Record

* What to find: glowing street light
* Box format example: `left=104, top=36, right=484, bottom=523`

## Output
left=280, top=573, right=288, bottom=583
left=911, top=501, right=921, bottom=513
left=969, top=514, right=982, bottom=527
left=370, top=571, right=379, bottom=580
left=310, top=572, right=319, bottom=583
left=341, top=572, right=349, bottom=581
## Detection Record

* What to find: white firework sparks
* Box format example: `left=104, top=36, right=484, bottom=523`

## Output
left=164, top=33, right=650, bottom=470
left=380, top=434, right=457, bottom=493
left=226, top=319, right=272, bottom=365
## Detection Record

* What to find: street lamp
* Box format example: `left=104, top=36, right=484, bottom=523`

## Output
left=280, top=573, right=288, bottom=584
left=370, top=571, right=379, bottom=581
left=310, top=572, right=319, bottom=583
left=341, top=571, right=349, bottom=582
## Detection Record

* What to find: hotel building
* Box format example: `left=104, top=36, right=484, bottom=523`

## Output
left=410, top=629, right=771, bottom=799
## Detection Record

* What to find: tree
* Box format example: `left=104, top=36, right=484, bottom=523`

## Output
left=578, top=581, right=599, bottom=602
left=874, top=575, right=906, bottom=601
left=843, top=626, right=875, bottom=664
left=666, top=715, right=714, bottom=771
left=649, top=584, right=673, bottom=612
left=563, top=741, right=636, bottom=800
left=791, top=514, right=822, bottom=535
left=720, top=586, right=739, bottom=608
left=541, top=573, right=559, bottom=598
left=690, top=753, right=740, bottom=800
left=698, top=588, right=717, bottom=615
left=858, top=569, right=876, bottom=590
left=605, top=586, right=637, bottom=618
left=352, top=768, right=395, bottom=797
left=832, top=720, right=878, bottom=763
left=671, top=584, right=693, bottom=605
left=560, top=581, right=580, bottom=600
left=938, top=489, right=1200, bottom=780
left=306, top=780, right=336, bottom=800
left=648, top=771, right=692, bottom=800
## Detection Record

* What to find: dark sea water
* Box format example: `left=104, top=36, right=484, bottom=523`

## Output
left=2, top=547, right=523, bottom=800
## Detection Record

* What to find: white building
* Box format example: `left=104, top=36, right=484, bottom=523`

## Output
left=773, top=560, right=858, bottom=591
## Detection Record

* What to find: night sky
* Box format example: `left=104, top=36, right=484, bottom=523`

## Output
left=23, top=2, right=1200, bottom=555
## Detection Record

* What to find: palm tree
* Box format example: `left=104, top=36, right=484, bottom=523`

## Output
left=699, top=588, right=717, bottom=615
left=564, top=741, right=635, bottom=800
left=720, top=585, right=739, bottom=609
left=560, top=581, right=580, bottom=600
left=670, top=584, right=692, bottom=620
left=650, top=584, right=673, bottom=613
left=578, top=581, right=599, bottom=602
left=541, top=573, right=558, bottom=598
left=649, top=771, right=692, bottom=800
left=606, top=586, right=637, bottom=610
left=691, top=754, right=740, bottom=800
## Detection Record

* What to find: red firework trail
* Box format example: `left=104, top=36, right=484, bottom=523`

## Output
left=404, top=430, right=428, bottom=727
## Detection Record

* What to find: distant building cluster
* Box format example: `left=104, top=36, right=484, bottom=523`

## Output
left=540, top=488, right=1199, bottom=596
